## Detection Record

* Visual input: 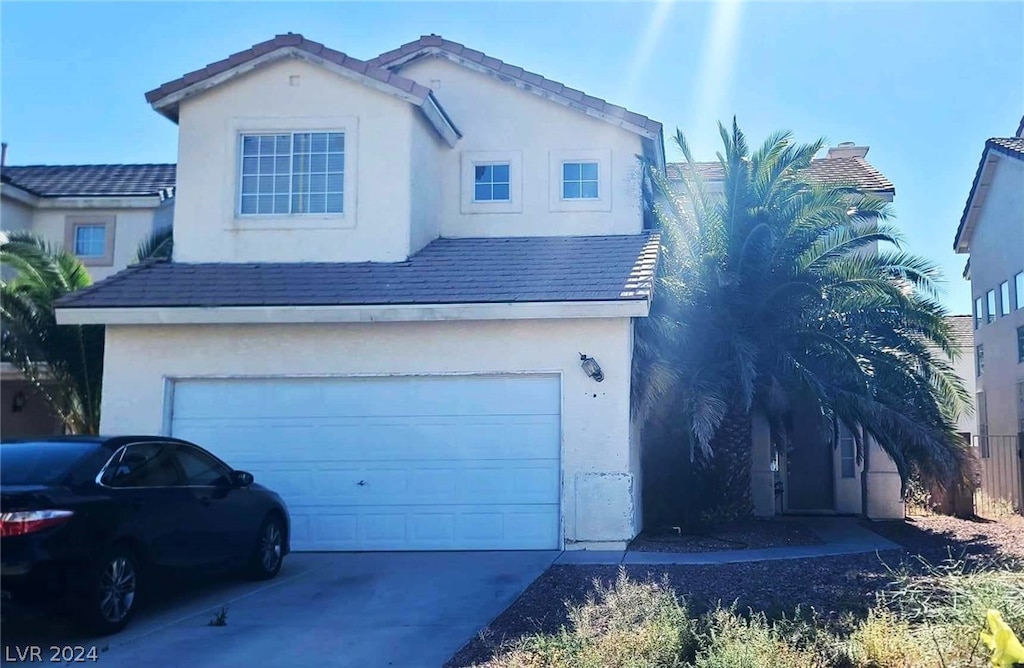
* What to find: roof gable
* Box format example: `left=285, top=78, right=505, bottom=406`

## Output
left=953, top=137, right=1024, bottom=252
left=369, top=35, right=665, bottom=165
left=145, top=34, right=459, bottom=147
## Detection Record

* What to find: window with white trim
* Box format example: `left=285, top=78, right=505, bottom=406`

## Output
left=1016, top=272, right=1024, bottom=310
left=1000, top=281, right=1010, bottom=316
left=239, top=132, right=344, bottom=215
left=473, top=163, right=511, bottom=202
left=986, top=289, right=996, bottom=323
left=976, top=344, right=985, bottom=377
left=974, top=297, right=984, bottom=330
left=562, top=161, right=600, bottom=199
left=74, top=225, right=106, bottom=257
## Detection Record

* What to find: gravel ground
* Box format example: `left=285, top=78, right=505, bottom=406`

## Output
left=629, top=518, right=822, bottom=553
left=446, top=516, right=1024, bottom=668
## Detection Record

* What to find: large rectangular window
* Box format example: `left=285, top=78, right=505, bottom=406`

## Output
left=1001, top=281, right=1011, bottom=316
left=1016, top=272, right=1024, bottom=310
left=975, top=297, right=984, bottom=329
left=239, top=132, right=344, bottom=215
left=987, top=290, right=997, bottom=323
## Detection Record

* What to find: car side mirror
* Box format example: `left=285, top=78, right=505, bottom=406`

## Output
left=231, top=470, right=254, bottom=487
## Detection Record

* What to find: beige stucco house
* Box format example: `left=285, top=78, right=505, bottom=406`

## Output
left=953, top=118, right=1024, bottom=512
left=1, top=162, right=176, bottom=438
left=667, top=144, right=906, bottom=520
left=54, top=34, right=664, bottom=552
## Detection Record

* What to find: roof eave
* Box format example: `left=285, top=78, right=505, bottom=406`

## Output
left=378, top=46, right=663, bottom=141
left=953, top=145, right=1003, bottom=253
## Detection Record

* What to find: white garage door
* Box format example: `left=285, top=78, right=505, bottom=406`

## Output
left=169, top=375, right=561, bottom=551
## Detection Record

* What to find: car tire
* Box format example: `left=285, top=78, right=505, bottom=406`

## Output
left=76, top=545, right=140, bottom=635
left=247, top=515, right=285, bottom=581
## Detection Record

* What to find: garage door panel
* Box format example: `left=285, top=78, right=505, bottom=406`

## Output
left=173, top=417, right=560, bottom=462
left=171, top=375, right=561, bottom=551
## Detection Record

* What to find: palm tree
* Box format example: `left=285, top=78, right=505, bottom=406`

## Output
left=1, top=232, right=104, bottom=434
left=134, top=226, right=173, bottom=264
left=634, top=120, right=971, bottom=523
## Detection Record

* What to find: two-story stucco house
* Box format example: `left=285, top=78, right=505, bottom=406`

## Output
left=1, top=162, right=176, bottom=439
left=54, top=34, right=663, bottom=552
left=953, top=117, right=1024, bottom=512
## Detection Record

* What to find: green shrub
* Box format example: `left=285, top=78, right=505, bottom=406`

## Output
left=693, top=607, right=821, bottom=668
left=843, top=608, right=926, bottom=667
left=485, top=569, right=695, bottom=668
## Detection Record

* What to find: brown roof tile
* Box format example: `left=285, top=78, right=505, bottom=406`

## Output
left=145, top=33, right=429, bottom=110
left=56, top=234, right=659, bottom=310
left=667, top=156, right=895, bottom=194
left=368, top=35, right=662, bottom=137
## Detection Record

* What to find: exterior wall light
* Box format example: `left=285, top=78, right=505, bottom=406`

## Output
left=579, top=353, right=604, bottom=382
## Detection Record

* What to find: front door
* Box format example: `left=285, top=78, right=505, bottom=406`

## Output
left=786, top=405, right=835, bottom=511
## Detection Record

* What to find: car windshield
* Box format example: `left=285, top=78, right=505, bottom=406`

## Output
left=0, top=441, right=102, bottom=486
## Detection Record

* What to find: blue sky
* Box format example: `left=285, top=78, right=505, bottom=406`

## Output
left=2, top=2, right=1022, bottom=312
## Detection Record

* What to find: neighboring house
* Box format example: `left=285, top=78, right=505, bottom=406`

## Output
left=953, top=117, right=1024, bottom=512
left=0, top=162, right=176, bottom=439
left=667, top=144, right=905, bottom=519
left=53, top=34, right=664, bottom=552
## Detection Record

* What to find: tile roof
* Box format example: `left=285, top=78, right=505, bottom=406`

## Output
left=56, top=233, right=659, bottom=310
left=667, top=157, right=895, bottom=194
left=1, top=164, right=176, bottom=198
left=368, top=35, right=663, bottom=138
left=953, top=136, right=1024, bottom=251
left=987, top=136, right=1024, bottom=161
left=145, top=33, right=432, bottom=114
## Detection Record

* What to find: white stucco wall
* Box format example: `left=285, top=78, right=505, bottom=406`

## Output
left=17, top=206, right=157, bottom=281
left=409, top=113, right=443, bottom=254
left=99, top=317, right=640, bottom=548
left=1, top=196, right=34, bottom=232
left=173, top=58, right=420, bottom=264
left=398, top=57, right=645, bottom=238
left=970, top=156, right=1024, bottom=438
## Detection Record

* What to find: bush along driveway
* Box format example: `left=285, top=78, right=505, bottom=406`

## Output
left=448, top=516, right=1024, bottom=667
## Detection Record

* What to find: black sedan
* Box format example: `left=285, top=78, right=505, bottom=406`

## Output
left=1, top=435, right=290, bottom=634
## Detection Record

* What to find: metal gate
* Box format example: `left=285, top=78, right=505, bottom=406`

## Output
left=974, top=434, right=1023, bottom=518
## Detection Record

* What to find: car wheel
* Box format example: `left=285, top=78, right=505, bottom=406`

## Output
left=77, top=546, right=140, bottom=635
left=248, top=515, right=284, bottom=580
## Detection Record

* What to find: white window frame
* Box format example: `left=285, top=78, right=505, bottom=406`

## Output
left=472, top=162, right=512, bottom=203
left=64, top=215, right=115, bottom=266
left=1015, top=271, right=1024, bottom=310
left=974, top=296, right=984, bottom=330
left=838, top=423, right=856, bottom=479
left=548, top=149, right=612, bottom=213
left=238, top=132, right=345, bottom=217
left=560, top=161, right=601, bottom=201
left=1000, top=281, right=1011, bottom=316
left=226, top=117, right=357, bottom=231
left=986, top=289, right=996, bottom=323
left=460, top=150, right=523, bottom=214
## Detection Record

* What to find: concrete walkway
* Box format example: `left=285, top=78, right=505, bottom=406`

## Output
left=555, top=518, right=900, bottom=565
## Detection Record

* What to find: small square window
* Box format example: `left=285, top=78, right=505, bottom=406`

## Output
left=473, top=163, right=511, bottom=202
left=561, top=161, right=599, bottom=200
left=74, top=224, right=106, bottom=257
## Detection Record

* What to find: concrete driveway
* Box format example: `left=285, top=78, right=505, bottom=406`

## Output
left=2, top=551, right=558, bottom=667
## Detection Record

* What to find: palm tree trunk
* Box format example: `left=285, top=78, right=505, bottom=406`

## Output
left=701, top=402, right=754, bottom=522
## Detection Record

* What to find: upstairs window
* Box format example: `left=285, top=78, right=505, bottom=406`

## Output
left=1001, top=281, right=1010, bottom=316
left=986, top=290, right=996, bottom=323
left=74, top=225, right=106, bottom=258
left=1018, top=326, right=1024, bottom=364
left=976, top=344, right=985, bottom=377
left=974, top=297, right=984, bottom=329
left=473, top=163, right=511, bottom=202
left=239, top=132, right=344, bottom=216
left=562, top=161, right=600, bottom=200
left=1016, top=272, right=1024, bottom=310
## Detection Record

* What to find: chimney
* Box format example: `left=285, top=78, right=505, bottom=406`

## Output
left=1, top=142, right=7, bottom=168
left=826, top=141, right=869, bottom=159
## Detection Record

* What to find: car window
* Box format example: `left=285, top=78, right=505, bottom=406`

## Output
left=0, top=441, right=102, bottom=485
left=105, top=443, right=184, bottom=488
left=175, top=445, right=232, bottom=486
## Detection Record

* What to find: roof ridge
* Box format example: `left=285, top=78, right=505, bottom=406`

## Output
left=369, top=34, right=662, bottom=137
